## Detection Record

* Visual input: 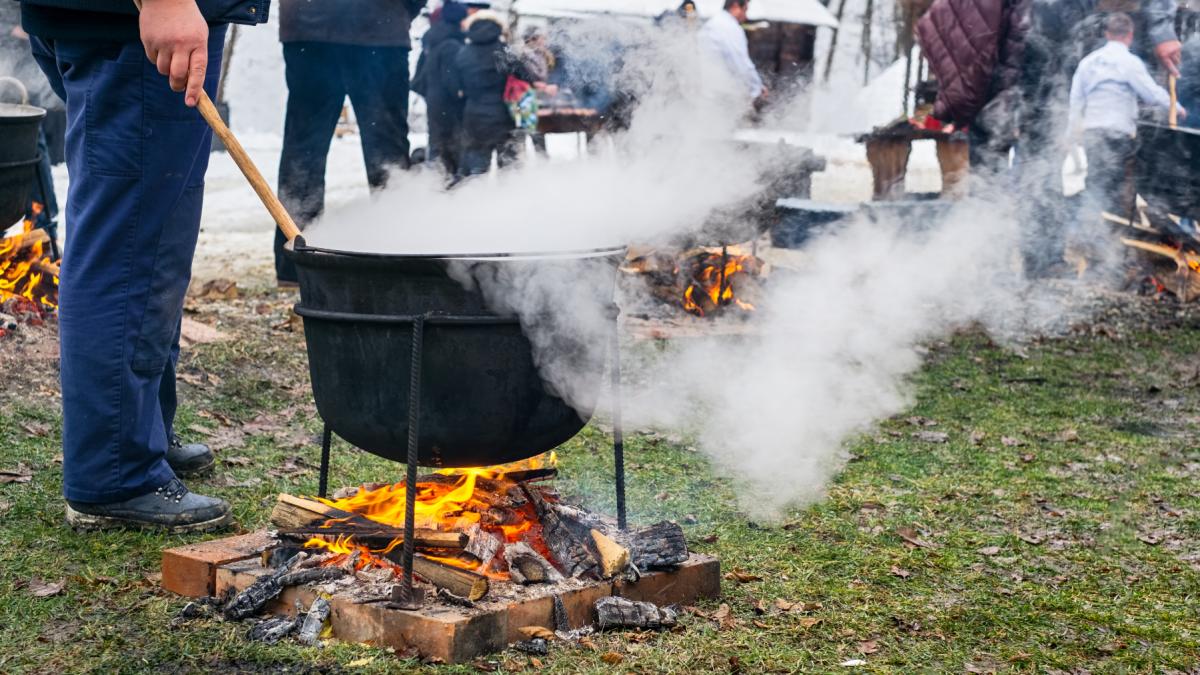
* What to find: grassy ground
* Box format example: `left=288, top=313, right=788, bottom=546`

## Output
left=1, top=287, right=1198, bottom=673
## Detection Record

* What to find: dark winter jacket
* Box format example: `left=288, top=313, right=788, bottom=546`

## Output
left=279, top=0, right=425, bottom=48
left=414, top=20, right=466, bottom=110
left=916, top=0, right=1031, bottom=127
left=18, top=0, right=268, bottom=40
left=447, top=15, right=534, bottom=144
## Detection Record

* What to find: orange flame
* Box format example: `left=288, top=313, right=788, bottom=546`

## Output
left=301, top=452, right=556, bottom=578
left=682, top=249, right=758, bottom=317
left=0, top=204, right=58, bottom=313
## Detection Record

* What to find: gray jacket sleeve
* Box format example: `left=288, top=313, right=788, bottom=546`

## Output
left=1144, top=0, right=1178, bottom=47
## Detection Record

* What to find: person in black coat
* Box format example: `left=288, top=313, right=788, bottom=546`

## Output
left=414, top=1, right=469, bottom=175
left=274, top=0, right=427, bottom=285
left=447, top=11, right=536, bottom=176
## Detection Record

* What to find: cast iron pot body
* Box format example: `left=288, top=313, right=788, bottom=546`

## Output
left=1136, top=123, right=1200, bottom=220
left=287, top=241, right=623, bottom=468
left=0, top=103, right=46, bottom=226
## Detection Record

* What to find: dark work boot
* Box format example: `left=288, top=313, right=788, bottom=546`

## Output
left=168, top=434, right=215, bottom=476
left=65, top=478, right=233, bottom=533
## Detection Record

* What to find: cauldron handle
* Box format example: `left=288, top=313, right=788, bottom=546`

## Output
left=611, top=308, right=627, bottom=531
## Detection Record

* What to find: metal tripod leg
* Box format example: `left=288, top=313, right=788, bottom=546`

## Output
left=317, top=423, right=332, bottom=499
left=611, top=312, right=627, bottom=531
left=392, top=315, right=426, bottom=609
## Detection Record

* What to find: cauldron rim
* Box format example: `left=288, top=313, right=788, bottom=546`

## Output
left=289, top=237, right=626, bottom=263
left=0, top=103, right=47, bottom=121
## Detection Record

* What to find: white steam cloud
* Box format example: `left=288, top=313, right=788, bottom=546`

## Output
left=306, top=16, right=1101, bottom=518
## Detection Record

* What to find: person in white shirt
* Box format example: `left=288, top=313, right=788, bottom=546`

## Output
left=1067, top=12, right=1183, bottom=224
left=699, top=0, right=767, bottom=104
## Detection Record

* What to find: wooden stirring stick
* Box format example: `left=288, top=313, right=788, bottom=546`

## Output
left=131, top=0, right=301, bottom=241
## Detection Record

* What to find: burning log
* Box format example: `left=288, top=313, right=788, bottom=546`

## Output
left=380, top=550, right=489, bottom=601
left=296, top=597, right=331, bottom=646
left=503, top=542, right=564, bottom=584
left=590, top=530, right=631, bottom=578
left=594, top=596, right=678, bottom=630
left=0, top=228, right=49, bottom=255
left=629, top=522, right=689, bottom=569
left=525, top=488, right=599, bottom=578
left=464, top=526, right=502, bottom=571
left=1120, top=237, right=1200, bottom=302
left=270, top=494, right=467, bottom=549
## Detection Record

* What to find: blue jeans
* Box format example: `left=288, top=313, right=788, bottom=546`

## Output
left=31, top=30, right=225, bottom=503
left=273, top=42, right=411, bottom=282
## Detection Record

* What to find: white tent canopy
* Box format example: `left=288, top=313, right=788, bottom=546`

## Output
left=512, top=0, right=839, bottom=27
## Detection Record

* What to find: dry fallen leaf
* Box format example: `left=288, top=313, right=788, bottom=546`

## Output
left=529, top=657, right=543, bottom=669
left=977, top=546, right=1001, bottom=556
left=725, top=569, right=762, bottom=583
left=20, top=421, right=49, bottom=437
left=752, top=620, right=769, bottom=629
left=222, top=456, right=253, bottom=467
left=969, top=430, right=986, bottom=445
left=600, top=652, right=624, bottom=664
left=750, top=597, right=766, bottom=615
left=890, top=565, right=912, bottom=579
left=1001, top=436, right=1023, bottom=447
left=1057, top=428, right=1080, bottom=443
left=858, top=640, right=880, bottom=654
left=578, top=636, right=598, bottom=652
left=29, top=577, right=65, bottom=598
left=516, top=626, right=555, bottom=641
left=344, top=656, right=375, bottom=667
left=798, top=617, right=822, bottom=629
left=1136, top=532, right=1162, bottom=546
left=896, top=527, right=934, bottom=549
left=840, top=659, right=867, bottom=667
left=0, top=463, right=33, bottom=484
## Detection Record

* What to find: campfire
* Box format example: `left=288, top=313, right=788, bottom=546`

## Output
left=624, top=243, right=767, bottom=318
left=247, top=452, right=689, bottom=609
left=0, top=204, right=58, bottom=330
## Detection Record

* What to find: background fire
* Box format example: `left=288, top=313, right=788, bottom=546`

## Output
left=0, top=203, right=58, bottom=318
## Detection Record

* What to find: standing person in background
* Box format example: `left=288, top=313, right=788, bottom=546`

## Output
left=447, top=10, right=538, bottom=177
left=273, top=0, right=426, bottom=286
left=1179, top=36, right=1200, bottom=130
left=915, top=0, right=1030, bottom=178
left=699, top=0, right=767, bottom=107
left=518, top=26, right=555, bottom=158
left=1015, top=0, right=1181, bottom=277
left=18, top=0, right=268, bottom=531
left=1067, top=13, right=1182, bottom=228
left=415, top=1, right=468, bottom=176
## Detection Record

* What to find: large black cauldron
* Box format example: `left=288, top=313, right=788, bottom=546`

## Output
left=287, top=239, right=623, bottom=468
left=1136, top=123, right=1200, bottom=220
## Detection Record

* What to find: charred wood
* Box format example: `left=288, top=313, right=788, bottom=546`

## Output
left=277, top=566, right=347, bottom=587
left=247, top=616, right=298, bottom=644
left=223, top=553, right=302, bottom=620
left=464, top=526, right=502, bottom=571
left=595, top=596, right=678, bottom=630
left=629, top=521, right=689, bottom=569
left=271, top=494, right=466, bottom=549
left=525, top=488, right=598, bottom=578
left=296, top=597, right=331, bottom=646
left=504, top=542, right=565, bottom=584
left=436, top=587, right=477, bottom=608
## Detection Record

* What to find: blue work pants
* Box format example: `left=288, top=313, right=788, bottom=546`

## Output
left=31, top=29, right=225, bottom=503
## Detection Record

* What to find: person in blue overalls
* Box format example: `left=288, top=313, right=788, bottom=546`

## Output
left=19, top=0, right=268, bottom=532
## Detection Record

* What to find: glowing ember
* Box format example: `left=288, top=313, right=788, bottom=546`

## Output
left=0, top=204, right=58, bottom=314
left=302, top=452, right=557, bottom=579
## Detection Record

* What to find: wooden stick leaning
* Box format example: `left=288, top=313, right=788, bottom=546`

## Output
left=1169, top=74, right=1178, bottom=129
left=131, top=0, right=300, bottom=241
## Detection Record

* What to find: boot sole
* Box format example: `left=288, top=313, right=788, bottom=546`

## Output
left=171, top=456, right=216, bottom=478
left=65, top=504, right=233, bottom=534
